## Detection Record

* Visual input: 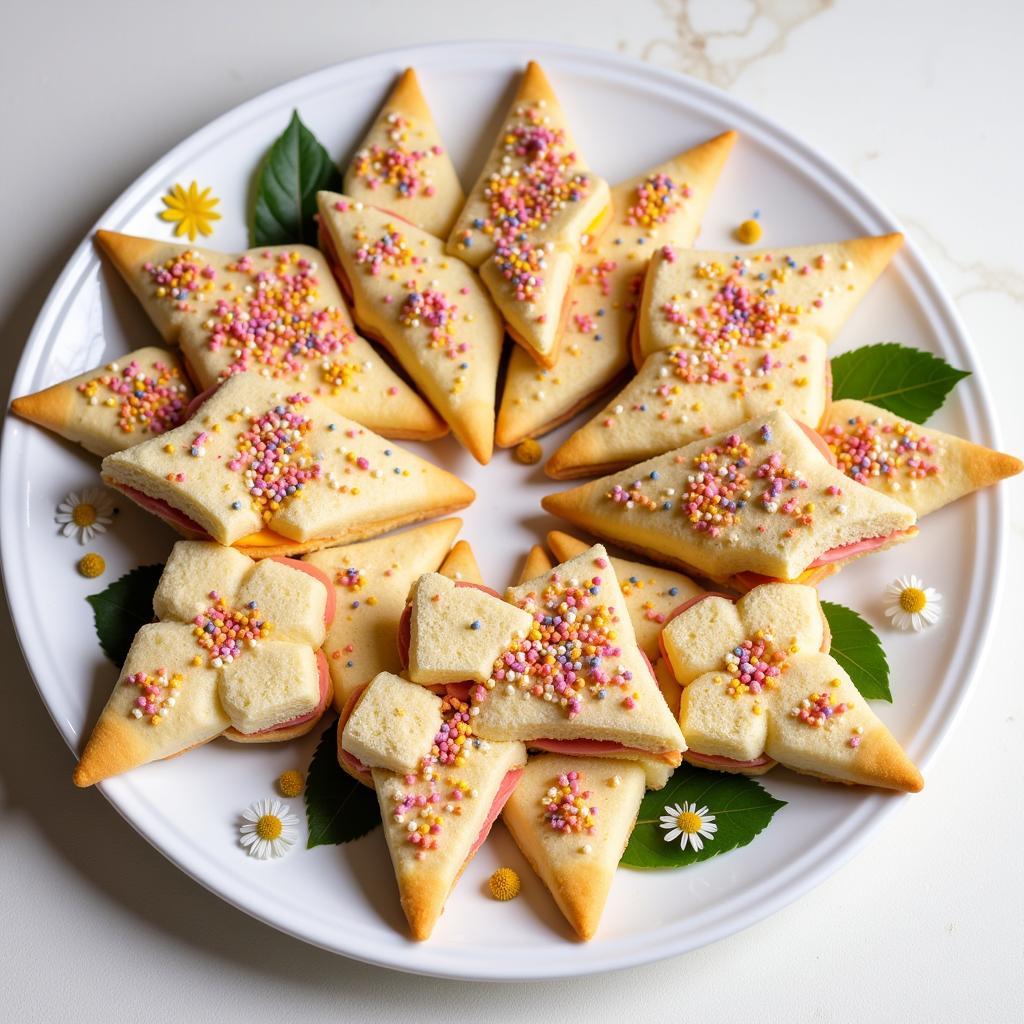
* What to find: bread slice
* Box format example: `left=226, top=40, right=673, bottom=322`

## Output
left=94, top=230, right=445, bottom=440
left=502, top=755, right=646, bottom=940
left=342, top=671, right=444, bottom=774
left=634, top=233, right=904, bottom=366
left=446, top=62, right=611, bottom=368
left=546, top=329, right=829, bottom=479
left=407, top=573, right=533, bottom=685
left=542, top=409, right=917, bottom=586
left=495, top=132, right=737, bottom=447
left=74, top=540, right=333, bottom=785
left=664, top=584, right=922, bottom=791
left=10, top=346, right=193, bottom=457
left=317, top=193, right=503, bottom=463
left=101, top=373, right=474, bottom=554
left=546, top=530, right=703, bottom=662
left=303, top=518, right=461, bottom=709
left=820, top=398, right=1022, bottom=517
left=343, top=68, right=464, bottom=238
left=471, top=545, right=686, bottom=757
left=374, top=738, right=527, bottom=939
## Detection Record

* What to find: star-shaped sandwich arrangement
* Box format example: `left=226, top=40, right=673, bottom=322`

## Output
left=543, top=409, right=918, bottom=590
left=547, top=233, right=903, bottom=479
left=496, top=131, right=737, bottom=448
left=95, top=231, right=446, bottom=441
left=660, top=582, right=923, bottom=792
left=74, top=541, right=335, bottom=786
left=101, top=373, right=474, bottom=558
left=447, top=62, right=612, bottom=368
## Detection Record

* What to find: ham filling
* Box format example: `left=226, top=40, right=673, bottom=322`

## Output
left=466, top=768, right=523, bottom=863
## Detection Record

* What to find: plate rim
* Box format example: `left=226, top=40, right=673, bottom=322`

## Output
left=0, top=38, right=1005, bottom=980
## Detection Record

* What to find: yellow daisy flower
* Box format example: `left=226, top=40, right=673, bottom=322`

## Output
left=159, top=180, right=222, bottom=241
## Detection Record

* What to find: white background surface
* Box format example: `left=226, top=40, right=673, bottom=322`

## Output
left=1, top=2, right=1021, bottom=1021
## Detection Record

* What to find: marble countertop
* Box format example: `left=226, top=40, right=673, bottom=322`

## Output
left=1, top=2, right=1021, bottom=1021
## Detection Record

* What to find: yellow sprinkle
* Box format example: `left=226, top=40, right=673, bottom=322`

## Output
left=735, top=219, right=763, bottom=245
left=513, top=438, right=543, bottom=465
left=277, top=770, right=304, bottom=798
left=77, top=552, right=105, bottom=578
left=488, top=867, right=522, bottom=901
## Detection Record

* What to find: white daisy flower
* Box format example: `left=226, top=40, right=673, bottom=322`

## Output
left=659, top=801, right=718, bottom=852
left=55, top=487, right=115, bottom=543
left=884, top=574, right=943, bottom=632
left=238, top=798, right=300, bottom=860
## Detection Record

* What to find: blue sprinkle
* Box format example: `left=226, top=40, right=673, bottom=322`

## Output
left=346, top=660, right=354, bottom=668
left=384, top=449, right=392, bottom=456
left=649, top=470, right=660, bottom=480
left=231, top=501, right=241, bottom=510
left=668, top=587, right=679, bottom=596
left=470, top=620, right=481, bottom=630
left=351, top=601, right=360, bottom=609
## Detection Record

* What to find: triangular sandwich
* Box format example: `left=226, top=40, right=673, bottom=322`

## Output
left=496, top=132, right=737, bottom=447
left=502, top=754, right=646, bottom=940
left=73, top=541, right=334, bottom=786
left=447, top=62, right=612, bottom=368
left=660, top=583, right=923, bottom=791
left=546, top=530, right=703, bottom=662
left=101, top=373, right=474, bottom=558
left=542, top=409, right=918, bottom=590
left=343, top=68, right=464, bottom=238
left=545, top=328, right=828, bottom=479
left=338, top=670, right=526, bottom=939
left=403, top=545, right=686, bottom=788
left=94, top=230, right=445, bottom=440
left=819, top=398, right=1021, bottom=517
left=11, top=346, right=194, bottom=457
left=318, top=194, right=504, bottom=463
left=303, top=518, right=462, bottom=710
left=633, top=233, right=904, bottom=365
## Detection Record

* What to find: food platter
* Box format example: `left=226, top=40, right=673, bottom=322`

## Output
left=0, top=40, right=1004, bottom=979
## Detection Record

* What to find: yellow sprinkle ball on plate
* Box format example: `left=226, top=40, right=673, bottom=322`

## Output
left=735, top=219, right=763, bottom=245
left=78, top=553, right=106, bottom=578
left=488, top=867, right=522, bottom=901
left=514, top=438, right=543, bottom=465
left=277, top=770, right=305, bottom=798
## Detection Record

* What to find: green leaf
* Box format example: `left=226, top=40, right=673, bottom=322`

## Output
left=251, top=110, right=342, bottom=246
left=620, top=765, right=785, bottom=869
left=86, top=564, right=164, bottom=667
left=830, top=342, right=970, bottom=422
left=304, top=718, right=380, bottom=848
left=822, top=600, right=891, bottom=702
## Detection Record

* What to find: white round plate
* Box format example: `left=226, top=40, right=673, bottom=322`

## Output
left=1, top=41, right=1002, bottom=980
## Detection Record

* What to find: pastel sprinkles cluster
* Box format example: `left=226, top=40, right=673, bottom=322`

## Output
left=192, top=594, right=267, bottom=667
left=493, top=238, right=548, bottom=302
left=722, top=630, right=789, bottom=698
left=229, top=394, right=322, bottom=521
left=145, top=250, right=217, bottom=310
left=351, top=112, right=442, bottom=199
left=126, top=668, right=183, bottom=725
left=542, top=770, right=597, bottom=835
left=486, top=558, right=636, bottom=717
left=822, top=415, right=941, bottom=487
left=625, top=172, right=688, bottom=229
left=77, top=358, right=189, bottom=436
left=352, top=221, right=417, bottom=274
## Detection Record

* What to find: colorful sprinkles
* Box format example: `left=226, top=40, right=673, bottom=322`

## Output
left=77, top=358, right=189, bottom=436
left=542, top=770, right=597, bottom=835
left=822, top=415, right=941, bottom=489
left=192, top=593, right=268, bottom=667
left=126, top=668, right=183, bottom=724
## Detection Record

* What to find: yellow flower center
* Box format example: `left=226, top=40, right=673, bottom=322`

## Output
left=488, top=867, right=522, bottom=901
left=277, top=770, right=304, bottom=798
left=72, top=503, right=97, bottom=527
left=899, top=587, right=927, bottom=613
left=676, top=810, right=704, bottom=834
left=255, top=814, right=283, bottom=841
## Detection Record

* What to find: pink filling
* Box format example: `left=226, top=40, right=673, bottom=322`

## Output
left=466, top=768, right=523, bottom=863
left=117, top=484, right=210, bottom=538
left=807, top=531, right=908, bottom=568
left=686, top=749, right=775, bottom=770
